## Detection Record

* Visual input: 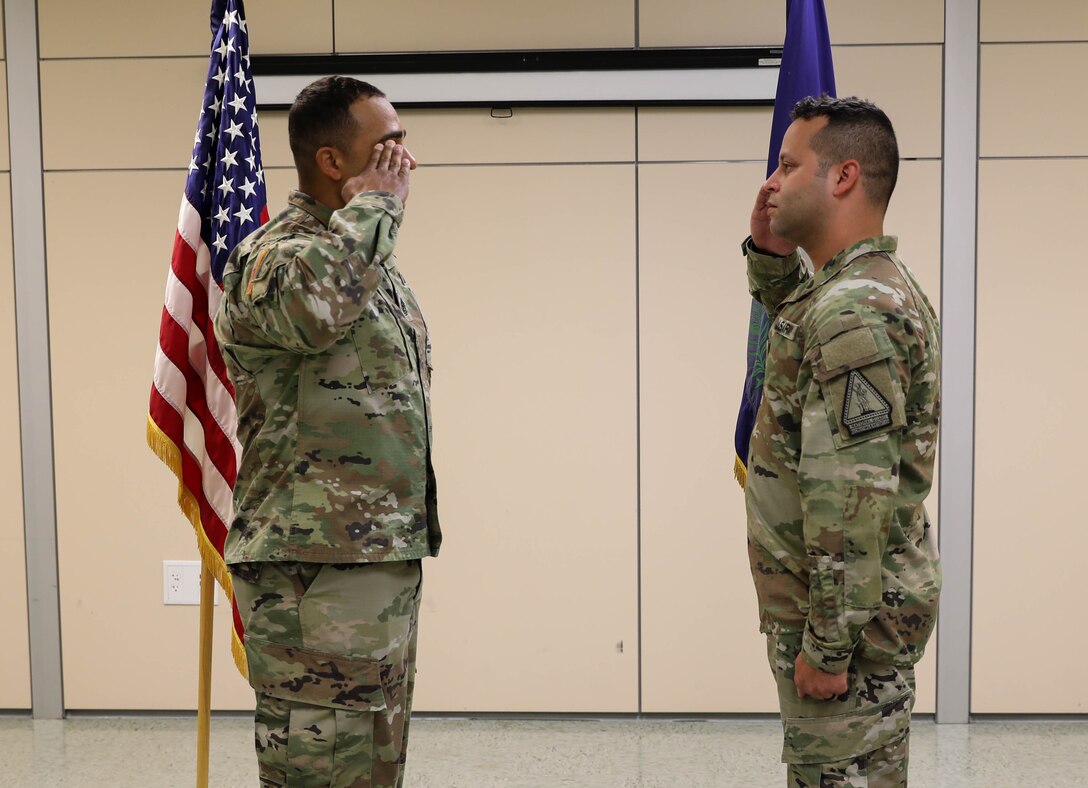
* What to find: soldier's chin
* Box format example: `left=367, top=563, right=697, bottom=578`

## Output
left=769, top=220, right=798, bottom=246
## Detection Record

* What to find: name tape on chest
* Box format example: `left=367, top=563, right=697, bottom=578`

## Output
left=841, top=369, right=893, bottom=436
left=772, top=316, right=800, bottom=341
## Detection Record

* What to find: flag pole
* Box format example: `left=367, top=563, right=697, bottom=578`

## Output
left=196, top=562, right=215, bottom=788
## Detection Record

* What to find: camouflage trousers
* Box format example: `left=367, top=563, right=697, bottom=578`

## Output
left=231, top=560, right=423, bottom=788
left=767, top=631, right=915, bottom=788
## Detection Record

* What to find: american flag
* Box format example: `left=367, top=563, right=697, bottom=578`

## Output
left=147, top=0, right=267, bottom=676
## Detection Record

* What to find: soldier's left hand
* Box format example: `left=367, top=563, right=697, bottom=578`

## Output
left=793, top=652, right=848, bottom=700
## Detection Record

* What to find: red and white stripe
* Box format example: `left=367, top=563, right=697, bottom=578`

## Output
left=150, top=196, right=246, bottom=660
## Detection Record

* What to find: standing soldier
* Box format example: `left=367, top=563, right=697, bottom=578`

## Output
left=741, top=96, right=940, bottom=787
left=215, top=76, right=441, bottom=788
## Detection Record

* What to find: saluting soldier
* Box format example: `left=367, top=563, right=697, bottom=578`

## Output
left=215, top=76, right=441, bottom=788
left=741, top=96, right=941, bottom=787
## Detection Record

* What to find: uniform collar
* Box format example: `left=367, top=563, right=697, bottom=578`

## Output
left=806, top=235, right=898, bottom=292
left=288, top=190, right=335, bottom=227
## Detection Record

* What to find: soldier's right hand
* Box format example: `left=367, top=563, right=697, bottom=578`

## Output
left=342, top=140, right=416, bottom=205
left=750, top=183, right=798, bottom=257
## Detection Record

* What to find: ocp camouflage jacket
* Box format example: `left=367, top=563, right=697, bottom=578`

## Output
left=744, top=235, right=940, bottom=674
left=214, top=190, right=441, bottom=565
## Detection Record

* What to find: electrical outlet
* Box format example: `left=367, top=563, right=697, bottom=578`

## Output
left=163, top=560, right=218, bottom=606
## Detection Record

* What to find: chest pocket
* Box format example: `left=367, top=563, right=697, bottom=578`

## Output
left=812, top=315, right=905, bottom=449
left=351, top=288, right=414, bottom=391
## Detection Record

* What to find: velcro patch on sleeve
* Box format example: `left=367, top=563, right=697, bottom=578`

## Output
left=811, top=322, right=895, bottom=383
left=821, top=328, right=879, bottom=371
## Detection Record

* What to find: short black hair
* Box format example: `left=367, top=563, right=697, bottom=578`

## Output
left=791, top=95, right=899, bottom=209
left=288, top=76, right=385, bottom=175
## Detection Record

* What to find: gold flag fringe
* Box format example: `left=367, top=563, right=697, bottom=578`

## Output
left=734, top=454, right=748, bottom=490
left=147, top=415, right=249, bottom=679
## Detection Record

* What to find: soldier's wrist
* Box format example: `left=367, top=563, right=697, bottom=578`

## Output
left=801, top=629, right=853, bottom=676
left=743, top=235, right=794, bottom=259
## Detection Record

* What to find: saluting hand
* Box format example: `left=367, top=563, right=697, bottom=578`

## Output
left=750, top=184, right=798, bottom=257
left=342, top=139, right=417, bottom=206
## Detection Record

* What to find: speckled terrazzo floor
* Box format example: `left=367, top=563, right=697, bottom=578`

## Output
left=0, top=716, right=1085, bottom=787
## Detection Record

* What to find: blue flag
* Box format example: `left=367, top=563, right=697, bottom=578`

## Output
left=733, top=0, right=836, bottom=486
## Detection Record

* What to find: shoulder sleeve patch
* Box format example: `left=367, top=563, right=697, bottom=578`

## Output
left=819, top=357, right=905, bottom=448
left=841, top=369, right=893, bottom=436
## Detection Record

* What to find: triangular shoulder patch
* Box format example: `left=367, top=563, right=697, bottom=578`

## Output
left=841, top=369, right=893, bottom=436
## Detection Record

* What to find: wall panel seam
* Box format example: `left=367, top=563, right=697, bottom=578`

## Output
left=634, top=106, right=642, bottom=715
left=980, top=40, right=1088, bottom=46
left=331, top=0, right=338, bottom=54
left=39, top=54, right=207, bottom=62
left=832, top=42, right=945, bottom=47
left=980, top=155, right=1088, bottom=161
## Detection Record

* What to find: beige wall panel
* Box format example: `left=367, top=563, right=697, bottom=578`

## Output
left=392, top=163, right=639, bottom=712
left=39, top=0, right=207, bottom=57
left=914, top=631, right=936, bottom=714
left=47, top=171, right=252, bottom=709
left=397, top=108, right=635, bottom=165
left=41, top=59, right=209, bottom=171
left=981, top=44, right=1088, bottom=158
left=826, top=0, right=944, bottom=44
left=886, top=160, right=942, bottom=317
left=639, top=1, right=783, bottom=48
left=974, top=159, right=1088, bottom=713
left=0, top=174, right=30, bottom=709
left=639, top=160, right=777, bottom=712
left=638, top=106, right=773, bottom=163
left=257, top=111, right=291, bottom=168
left=982, top=0, right=1088, bottom=42
left=245, top=1, right=334, bottom=55
left=39, top=0, right=329, bottom=57
left=264, top=168, right=297, bottom=214
left=833, top=45, right=942, bottom=160
left=335, top=0, right=633, bottom=53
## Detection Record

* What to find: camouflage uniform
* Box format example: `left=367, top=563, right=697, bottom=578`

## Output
left=743, top=235, right=941, bottom=787
left=215, top=190, right=440, bottom=787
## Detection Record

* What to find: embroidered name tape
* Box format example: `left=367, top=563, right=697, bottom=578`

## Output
left=772, top=316, right=799, bottom=341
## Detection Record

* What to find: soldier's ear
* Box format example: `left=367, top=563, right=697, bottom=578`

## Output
left=314, top=146, right=343, bottom=181
left=830, top=159, right=861, bottom=198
